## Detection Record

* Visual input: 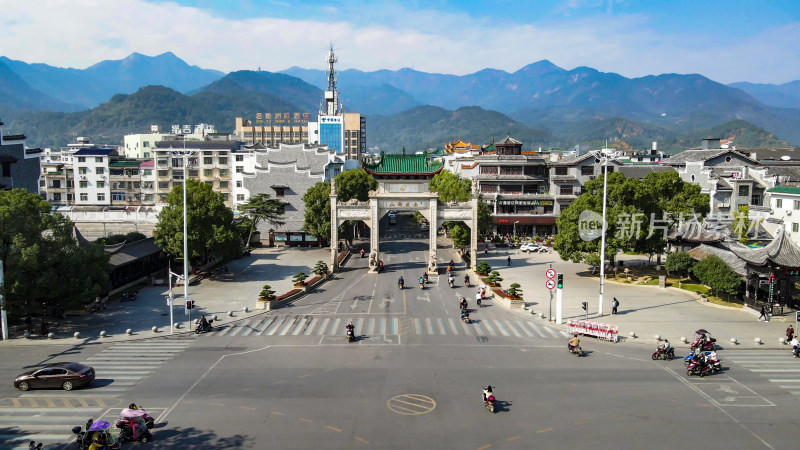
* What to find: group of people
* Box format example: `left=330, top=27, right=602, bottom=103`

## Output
left=27, top=442, right=43, bottom=450
left=787, top=325, right=799, bottom=357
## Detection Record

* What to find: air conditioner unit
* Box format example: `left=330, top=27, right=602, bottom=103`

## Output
left=787, top=210, right=792, bottom=216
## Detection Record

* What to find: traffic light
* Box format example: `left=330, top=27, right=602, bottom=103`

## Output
left=186, top=300, right=195, bottom=310
left=557, top=273, right=564, bottom=289
left=581, top=301, right=588, bottom=311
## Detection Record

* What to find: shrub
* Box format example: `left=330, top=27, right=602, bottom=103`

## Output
left=666, top=251, right=694, bottom=277
left=691, top=255, right=742, bottom=297
left=259, top=284, right=276, bottom=300
left=487, top=270, right=503, bottom=286
left=292, top=272, right=308, bottom=286
left=313, top=260, right=329, bottom=276
left=476, top=261, right=491, bottom=276
left=507, top=283, right=523, bottom=298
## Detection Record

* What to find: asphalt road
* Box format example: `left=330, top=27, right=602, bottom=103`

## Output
left=1, top=212, right=799, bottom=449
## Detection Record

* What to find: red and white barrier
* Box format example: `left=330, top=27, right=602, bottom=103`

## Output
left=567, top=319, right=619, bottom=342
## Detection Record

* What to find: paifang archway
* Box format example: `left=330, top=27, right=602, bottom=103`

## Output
left=329, top=152, right=479, bottom=274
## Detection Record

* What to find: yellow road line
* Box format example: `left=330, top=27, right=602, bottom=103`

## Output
left=323, top=368, right=335, bottom=373
left=240, top=406, right=256, bottom=410
left=271, top=411, right=285, bottom=416
left=477, top=445, right=492, bottom=450
left=299, top=417, right=313, bottom=423
left=355, top=436, right=369, bottom=444
left=209, top=403, right=225, bottom=407
left=209, top=392, right=227, bottom=398
left=298, top=374, right=312, bottom=379
left=506, top=436, right=522, bottom=441
left=536, top=428, right=552, bottom=434
left=574, top=421, right=586, bottom=425
left=11, top=399, right=22, bottom=407
left=44, top=399, right=55, bottom=407
left=272, top=380, right=286, bottom=384
left=78, top=399, right=89, bottom=407
left=327, top=425, right=342, bottom=432
left=60, top=398, right=71, bottom=408
left=391, top=398, right=431, bottom=409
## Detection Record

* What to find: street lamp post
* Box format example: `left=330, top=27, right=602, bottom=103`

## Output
left=172, top=143, right=197, bottom=330
left=514, top=220, right=520, bottom=239
left=590, top=148, right=620, bottom=317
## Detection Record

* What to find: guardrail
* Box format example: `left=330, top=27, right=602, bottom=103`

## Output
left=567, top=319, right=619, bottom=342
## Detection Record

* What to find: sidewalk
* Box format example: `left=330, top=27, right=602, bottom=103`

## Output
left=476, top=245, right=795, bottom=350
left=1, top=245, right=331, bottom=346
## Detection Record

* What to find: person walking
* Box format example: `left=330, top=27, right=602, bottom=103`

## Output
left=787, top=325, right=795, bottom=342
left=758, top=305, right=767, bottom=321
left=25, top=315, right=33, bottom=333
left=612, top=298, right=619, bottom=315
left=507, top=256, right=512, bottom=266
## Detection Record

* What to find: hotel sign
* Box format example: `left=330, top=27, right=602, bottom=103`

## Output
left=255, top=112, right=310, bottom=125
left=498, top=200, right=553, bottom=206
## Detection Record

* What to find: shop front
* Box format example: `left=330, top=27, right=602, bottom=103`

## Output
left=275, top=230, right=326, bottom=247
left=495, top=216, right=556, bottom=237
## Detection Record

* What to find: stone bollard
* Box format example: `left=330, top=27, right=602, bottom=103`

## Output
left=730, top=337, right=738, bottom=344
left=754, top=337, right=762, bottom=344
left=151, top=326, right=158, bottom=333
left=228, top=311, right=234, bottom=317
left=48, top=332, right=55, bottom=339
left=680, top=336, right=687, bottom=343
left=539, top=313, right=545, bottom=319
left=779, top=337, right=786, bottom=344
left=243, top=306, right=249, bottom=313
left=126, top=329, right=132, bottom=335
left=100, top=331, right=107, bottom=338
left=654, top=334, right=661, bottom=340
left=174, top=323, right=181, bottom=329
left=629, top=331, right=636, bottom=338
left=74, top=332, right=81, bottom=339
left=23, top=332, right=31, bottom=339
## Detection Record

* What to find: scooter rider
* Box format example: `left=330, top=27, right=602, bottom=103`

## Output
left=448, top=274, right=455, bottom=287
left=200, top=315, right=209, bottom=330
left=422, top=273, right=429, bottom=284
left=398, top=276, right=404, bottom=288
left=791, top=335, right=799, bottom=357
left=483, top=385, right=493, bottom=402
left=360, top=248, right=365, bottom=258
left=464, top=275, right=470, bottom=287
left=569, top=334, right=580, bottom=351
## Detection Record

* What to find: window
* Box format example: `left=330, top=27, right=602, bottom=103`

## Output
left=67, top=194, right=73, bottom=201
left=53, top=193, right=61, bottom=201
left=1, top=162, right=10, bottom=177
left=236, top=155, right=244, bottom=162
left=236, top=166, right=243, bottom=173
left=275, top=188, right=285, bottom=198
left=738, top=185, right=749, bottom=196
left=237, top=194, right=245, bottom=201
left=143, top=152, right=151, bottom=158
left=80, top=193, right=88, bottom=201
left=794, top=200, right=800, bottom=210
left=776, top=199, right=783, bottom=208
left=97, top=181, right=105, bottom=188
left=143, top=141, right=150, bottom=148
left=144, top=194, right=154, bottom=202
left=188, top=170, right=198, bottom=177
left=203, top=151, right=212, bottom=155
left=142, top=182, right=152, bottom=189
left=751, top=195, right=760, bottom=205
left=172, top=159, right=183, bottom=168
left=97, top=193, right=105, bottom=201
left=794, top=223, right=799, bottom=233
left=79, top=167, right=88, bottom=175
left=480, top=166, right=499, bottom=175
left=77, top=157, right=86, bottom=163
left=96, top=167, right=105, bottom=175
left=203, top=169, right=213, bottom=177
left=39, top=179, right=45, bottom=187
left=112, top=192, right=125, bottom=201
left=79, top=181, right=88, bottom=188
left=221, top=193, right=229, bottom=201
left=95, top=157, right=103, bottom=163
left=219, top=169, right=229, bottom=177
left=581, top=166, right=594, bottom=176
left=560, top=185, right=574, bottom=196
left=555, top=167, right=568, bottom=176
left=218, top=157, right=228, bottom=165
left=725, top=156, right=732, bottom=163
left=158, top=170, right=169, bottom=177
left=67, top=180, right=73, bottom=188
left=219, top=181, right=229, bottom=188
left=236, top=180, right=243, bottom=188
left=158, top=181, right=169, bottom=189
left=143, top=170, right=152, bottom=176
left=204, top=157, right=213, bottom=165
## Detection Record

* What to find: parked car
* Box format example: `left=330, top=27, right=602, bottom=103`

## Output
left=520, top=243, right=543, bottom=252
left=14, top=362, right=95, bottom=391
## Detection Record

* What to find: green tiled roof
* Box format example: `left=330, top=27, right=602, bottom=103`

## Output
left=109, top=160, right=142, bottom=167
left=767, top=186, right=800, bottom=194
left=362, top=151, right=444, bottom=175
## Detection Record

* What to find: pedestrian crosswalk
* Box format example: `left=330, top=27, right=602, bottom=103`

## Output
left=0, top=338, right=192, bottom=448
left=206, top=314, right=569, bottom=340
left=727, top=350, right=800, bottom=395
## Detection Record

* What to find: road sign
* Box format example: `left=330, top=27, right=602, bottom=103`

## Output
left=545, top=268, right=556, bottom=279
left=796, top=311, right=800, bottom=323
left=545, top=279, right=556, bottom=289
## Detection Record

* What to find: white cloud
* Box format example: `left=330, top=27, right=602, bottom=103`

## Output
left=0, top=0, right=798, bottom=84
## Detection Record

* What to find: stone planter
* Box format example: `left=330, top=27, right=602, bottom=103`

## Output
left=256, top=299, right=272, bottom=310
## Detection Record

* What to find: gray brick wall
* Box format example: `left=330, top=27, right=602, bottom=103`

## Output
left=1, top=143, right=40, bottom=193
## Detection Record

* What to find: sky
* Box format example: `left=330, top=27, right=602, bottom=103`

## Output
left=2, top=0, right=800, bottom=84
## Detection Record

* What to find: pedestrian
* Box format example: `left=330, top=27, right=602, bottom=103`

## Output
left=758, top=305, right=767, bottom=321
left=507, top=256, right=511, bottom=266
left=484, top=247, right=488, bottom=255
left=787, top=325, right=795, bottom=342
left=612, top=298, right=619, bottom=315
left=25, top=315, right=33, bottom=333
left=35, top=443, right=42, bottom=450
left=28, top=441, right=36, bottom=450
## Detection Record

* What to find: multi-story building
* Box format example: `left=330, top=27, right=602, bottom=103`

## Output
left=40, top=138, right=120, bottom=206
left=234, top=117, right=308, bottom=147
left=306, top=49, right=365, bottom=161
left=123, top=124, right=216, bottom=159
left=153, top=138, right=242, bottom=206
left=0, top=119, right=41, bottom=193
left=549, top=151, right=622, bottom=216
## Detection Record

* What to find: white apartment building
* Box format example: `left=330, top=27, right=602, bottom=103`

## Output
left=123, top=124, right=216, bottom=159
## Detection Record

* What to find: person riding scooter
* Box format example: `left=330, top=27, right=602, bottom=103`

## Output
left=448, top=274, right=455, bottom=287
left=791, top=335, right=799, bottom=358
left=398, top=276, right=404, bottom=289
left=419, top=276, right=425, bottom=289
left=464, top=275, right=471, bottom=287
left=568, top=334, right=581, bottom=352
left=360, top=248, right=365, bottom=258
left=422, top=273, right=429, bottom=284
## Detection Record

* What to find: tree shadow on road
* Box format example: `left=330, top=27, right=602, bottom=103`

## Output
left=154, top=425, right=254, bottom=449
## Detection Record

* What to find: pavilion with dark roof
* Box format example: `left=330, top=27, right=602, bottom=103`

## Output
left=361, top=151, right=444, bottom=180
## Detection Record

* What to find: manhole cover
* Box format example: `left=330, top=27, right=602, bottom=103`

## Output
left=387, top=394, right=436, bottom=415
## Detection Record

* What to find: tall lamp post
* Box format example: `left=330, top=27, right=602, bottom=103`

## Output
left=172, top=143, right=197, bottom=330
left=513, top=220, right=520, bottom=239
left=589, top=148, right=620, bottom=317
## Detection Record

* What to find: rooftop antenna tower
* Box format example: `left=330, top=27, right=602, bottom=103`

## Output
left=323, top=43, right=341, bottom=116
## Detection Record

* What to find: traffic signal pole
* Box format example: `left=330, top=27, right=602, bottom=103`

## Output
left=556, top=273, right=564, bottom=324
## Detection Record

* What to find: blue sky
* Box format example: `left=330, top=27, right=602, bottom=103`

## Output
left=2, top=0, right=800, bottom=83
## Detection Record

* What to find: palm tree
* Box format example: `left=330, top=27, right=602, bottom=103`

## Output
left=237, top=193, right=287, bottom=247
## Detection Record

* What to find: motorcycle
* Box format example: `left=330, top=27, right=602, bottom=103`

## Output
left=483, top=388, right=496, bottom=413
left=448, top=277, right=454, bottom=288
left=569, top=343, right=582, bottom=357
left=116, top=409, right=152, bottom=443
left=124, top=406, right=154, bottom=429
left=793, top=346, right=800, bottom=358
left=419, top=280, right=424, bottom=289
left=346, top=328, right=355, bottom=343
left=684, top=350, right=711, bottom=367
left=461, top=311, right=471, bottom=324
left=690, top=329, right=716, bottom=352
left=464, top=276, right=471, bottom=287
left=74, top=420, right=120, bottom=449
left=360, top=249, right=365, bottom=258
left=195, top=319, right=214, bottom=334
left=652, top=345, right=675, bottom=360
left=687, top=359, right=713, bottom=377
left=398, top=280, right=404, bottom=289
left=121, top=291, right=138, bottom=302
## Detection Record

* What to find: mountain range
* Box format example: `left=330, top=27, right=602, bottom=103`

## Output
left=1, top=52, right=798, bottom=153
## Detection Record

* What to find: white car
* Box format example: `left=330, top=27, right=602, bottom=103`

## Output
left=520, top=243, right=543, bottom=252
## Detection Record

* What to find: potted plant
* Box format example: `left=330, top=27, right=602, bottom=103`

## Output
left=257, top=284, right=276, bottom=309
left=476, top=261, right=491, bottom=277
left=293, top=272, right=308, bottom=287
left=313, top=260, right=330, bottom=277
left=487, top=271, right=503, bottom=287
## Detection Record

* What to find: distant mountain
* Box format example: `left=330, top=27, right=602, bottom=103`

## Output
left=0, top=52, right=224, bottom=110
left=198, top=70, right=321, bottom=113
left=2, top=84, right=303, bottom=149
left=0, top=60, right=80, bottom=112
left=729, top=81, right=800, bottom=109
left=368, top=105, right=561, bottom=151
